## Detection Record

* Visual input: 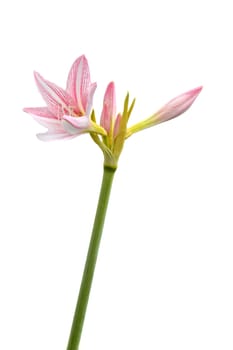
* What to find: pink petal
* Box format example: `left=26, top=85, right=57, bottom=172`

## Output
left=63, top=115, right=90, bottom=128
left=100, top=104, right=109, bottom=132
left=23, top=107, right=56, bottom=118
left=155, top=86, right=203, bottom=123
left=100, top=82, right=116, bottom=133
left=34, top=72, right=75, bottom=117
left=32, top=115, right=63, bottom=129
left=62, top=115, right=90, bottom=135
left=66, top=55, right=92, bottom=115
left=37, top=132, right=76, bottom=141
left=86, top=83, right=97, bottom=116
left=35, top=118, right=74, bottom=141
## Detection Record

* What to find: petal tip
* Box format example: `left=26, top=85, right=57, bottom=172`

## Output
left=33, top=71, right=40, bottom=80
left=189, top=86, right=203, bottom=97
left=108, top=81, right=115, bottom=89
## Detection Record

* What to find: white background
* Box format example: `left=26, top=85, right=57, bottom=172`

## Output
left=0, top=0, right=232, bottom=349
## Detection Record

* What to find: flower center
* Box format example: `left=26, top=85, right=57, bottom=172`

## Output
left=68, top=105, right=84, bottom=118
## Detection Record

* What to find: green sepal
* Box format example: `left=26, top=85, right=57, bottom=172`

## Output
left=127, top=98, right=136, bottom=122
left=113, top=93, right=130, bottom=159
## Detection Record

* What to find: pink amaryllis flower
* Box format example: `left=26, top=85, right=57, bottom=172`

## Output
left=23, top=55, right=106, bottom=141
left=126, top=86, right=202, bottom=137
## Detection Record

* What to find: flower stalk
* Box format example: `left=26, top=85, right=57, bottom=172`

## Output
left=23, top=55, right=203, bottom=350
left=66, top=166, right=116, bottom=350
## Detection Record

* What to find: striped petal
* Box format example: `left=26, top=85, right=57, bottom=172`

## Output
left=32, top=115, right=63, bottom=129
left=63, top=115, right=90, bottom=128
left=100, top=82, right=116, bottom=133
left=34, top=72, right=75, bottom=117
left=66, top=55, right=93, bottom=115
left=62, top=115, right=90, bottom=135
left=23, top=107, right=56, bottom=118
left=86, top=83, right=97, bottom=116
left=37, top=132, right=76, bottom=141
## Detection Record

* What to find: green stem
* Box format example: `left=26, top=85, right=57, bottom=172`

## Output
left=66, top=166, right=116, bottom=350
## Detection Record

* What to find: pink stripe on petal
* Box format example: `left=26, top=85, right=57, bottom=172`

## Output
left=86, top=83, right=97, bottom=116
left=62, top=115, right=90, bottom=135
left=32, top=115, right=63, bottom=129
left=100, top=104, right=110, bottom=132
left=66, top=56, right=82, bottom=102
left=62, top=120, right=88, bottom=135
left=105, top=82, right=116, bottom=117
left=76, top=56, right=91, bottom=113
left=23, top=107, right=56, bottom=118
left=63, top=115, right=90, bottom=129
left=100, top=82, right=116, bottom=133
left=34, top=72, right=74, bottom=117
left=66, top=55, right=91, bottom=115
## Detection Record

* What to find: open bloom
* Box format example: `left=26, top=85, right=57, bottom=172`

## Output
left=23, top=55, right=106, bottom=141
